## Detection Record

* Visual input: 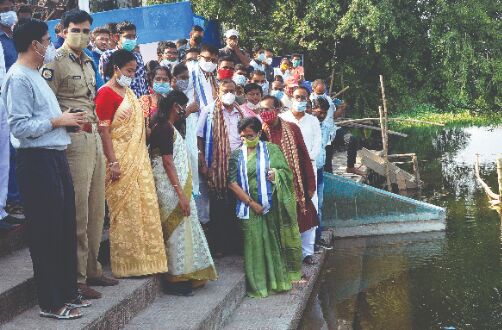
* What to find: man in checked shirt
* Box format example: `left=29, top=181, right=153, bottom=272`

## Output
left=98, top=21, right=147, bottom=97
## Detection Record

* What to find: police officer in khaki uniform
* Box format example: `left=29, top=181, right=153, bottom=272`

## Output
left=42, top=9, right=118, bottom=300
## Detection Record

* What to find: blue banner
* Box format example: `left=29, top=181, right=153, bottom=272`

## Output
left=47, top=2, right=197, bottom=45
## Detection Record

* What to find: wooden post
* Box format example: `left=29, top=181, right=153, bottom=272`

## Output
left=378, top=106, right=391, bottom=190
left=379, top=75, right=391, bottom=191
left=329, top=65, right=336, bottom=95
left=497, top=154, right=502, bottom=201
left=412, top=154, right=422, bottom=188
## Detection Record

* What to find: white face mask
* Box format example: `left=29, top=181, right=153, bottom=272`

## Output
left=265, top=57, right=273, bottom=66
left=221, top=92, right=236, bottom=106
left=247, top=101, right=259, bottom=110
left=35, top=42, right=56, bottom=64
left=0, top=11, right=17, bottom=27
left=116, top=72, right=133, bottom=87
left=161, top=59, right=179, bottom=68
left=199, top=58, right=217, bottom=73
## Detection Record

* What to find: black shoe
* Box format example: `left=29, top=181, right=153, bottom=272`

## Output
left=0, top=219, right=18, bottom=231
left=3, top=214, right=26, bottom=225
left=316, top=238, right=332, bottom=249
left=164, top=281, right=194, bottom=297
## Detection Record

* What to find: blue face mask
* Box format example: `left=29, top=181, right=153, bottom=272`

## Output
left=122, top=38, right=137, bottom=52
left=257, top=53, right=266, bottom=62
left=293, top=100, right=307, bottom=112
left=153, top=81, right=172, bottom=95
left=271, top=90, right=284, bottom=100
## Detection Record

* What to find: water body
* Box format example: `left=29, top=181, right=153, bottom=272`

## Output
left=301, top=126, right=502, bottom=330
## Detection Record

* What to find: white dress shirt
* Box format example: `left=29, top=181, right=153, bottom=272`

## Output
left=279, top=111, right=321, bottom=162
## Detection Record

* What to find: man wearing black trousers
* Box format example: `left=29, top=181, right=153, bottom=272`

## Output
left=2, top=18, right=89, bottom=320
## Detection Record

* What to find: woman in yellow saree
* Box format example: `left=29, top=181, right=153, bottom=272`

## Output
left=149, top=90, right=217, bottom=296
left=95, top=49, right=167, bottom=278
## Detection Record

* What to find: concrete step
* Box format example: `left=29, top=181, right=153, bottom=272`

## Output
left=125, top=257, right=245, bottom=330
left=222, top=232, right=334, bottom=330
left=0, top=248, right=36, bottom=325
left=0, top=267, right=159, bottom=330
left=0, top=224, right=27, bottom=258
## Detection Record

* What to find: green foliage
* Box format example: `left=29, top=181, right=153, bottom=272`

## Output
left=147, top=0, right=502, bottom=116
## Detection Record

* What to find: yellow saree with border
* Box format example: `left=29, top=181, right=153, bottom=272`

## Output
left=106, top=88, right=168, bottom=278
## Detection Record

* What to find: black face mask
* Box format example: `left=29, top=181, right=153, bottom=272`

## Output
left=193, top=36, right=203, bottom=44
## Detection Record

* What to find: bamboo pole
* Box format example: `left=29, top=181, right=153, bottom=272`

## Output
left=337, top=122, right=408, bottom=137
left=335, top=117, right=444, bottom=126
left=329, top=86, right=350, bottom=98
left=379, top=105, right=391, bottom=190
left=379, top=75, right=392, bottom=191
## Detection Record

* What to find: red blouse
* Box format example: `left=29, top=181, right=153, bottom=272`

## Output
left=95, top=86, right=124, bottom=126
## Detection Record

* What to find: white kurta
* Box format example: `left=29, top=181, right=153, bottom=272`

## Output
left=280, top=111, right=322, bottom=258
left=280, top=112, right=321, bottom=209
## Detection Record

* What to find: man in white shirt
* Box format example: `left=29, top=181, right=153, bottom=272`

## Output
left=188, top=44, right=219, bottom=109
left=280, top=86, right=321, bottom=263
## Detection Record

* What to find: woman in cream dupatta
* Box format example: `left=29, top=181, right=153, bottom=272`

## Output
left=95, top=50, right=167, bottom=278
left=149, top=91, right=217, bottom=296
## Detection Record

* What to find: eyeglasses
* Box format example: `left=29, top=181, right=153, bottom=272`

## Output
left=199, top=55, right=218, bottom=63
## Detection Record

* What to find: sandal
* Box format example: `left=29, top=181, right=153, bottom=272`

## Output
left=39, top=306, right=82, bottom=320
left=66, top=294, right=92, bottom=308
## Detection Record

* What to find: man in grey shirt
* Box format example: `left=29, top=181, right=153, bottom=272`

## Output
left=2, top=18, right=88, bottom=320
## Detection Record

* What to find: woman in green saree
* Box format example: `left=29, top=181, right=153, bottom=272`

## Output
left=228, top=116, right=302, bottom=298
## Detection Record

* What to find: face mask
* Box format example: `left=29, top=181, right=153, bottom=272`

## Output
left=256, top=53, right=266, bottom=62
left=259, top=82, right=269, bottom=95
left=0, top=11, right=17, bottom=27
left=160, top=59, right=178, bottom=68
left=221, top=92, right=236, bottom=105
left=35, top=42, right=56, bottom=64
left=218, top=68, right=234, bottom=80
left=271, top=90, right=284, bottom=100
left=233, top=74, right=247, bottom=86
left=93, top=47, right=104, bottom=55
left=243, top=135, right=260, bottom=148
left=199, top=58, right=217, bottom=72
left=153, top=81, right=172, bottom=95
left=260, top=110, right=278, bottom=125
left=116, top=71, right=133, bottom=87
left=293, top=100, right=307, bottom=112
left=66, top=32, right=90, bottom=51
left=293, top=59, right=301, bottom=67
left=246, top=101, right=259, bottom=110
left=265, top=57, right=273, bottom=66
left=280, top=63, right=289, bottom=71
left=121, top=38, right=137, bottom=52
left=176, top=79, right=189, bottom=91
left=193, top=35, right=203, bottom=44
left=236, top=95, right=246, bottom=105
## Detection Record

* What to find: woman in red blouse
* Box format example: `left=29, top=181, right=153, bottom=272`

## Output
left=95, top=49, right=167, bottom=278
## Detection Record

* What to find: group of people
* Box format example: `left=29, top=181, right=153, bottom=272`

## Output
left=0, top=3, right=362, bottom=321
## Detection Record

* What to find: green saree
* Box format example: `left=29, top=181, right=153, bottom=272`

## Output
left=229, top=142, right=302, bottom=298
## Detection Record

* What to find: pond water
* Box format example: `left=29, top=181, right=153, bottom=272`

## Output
left=300, top=125, right=502, bottom=330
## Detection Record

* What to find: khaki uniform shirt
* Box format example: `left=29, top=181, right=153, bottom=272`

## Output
left=42, top=43, right=97, bottom=123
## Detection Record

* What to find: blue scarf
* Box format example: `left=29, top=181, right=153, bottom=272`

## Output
left=236, top=141, right=273, bottom=219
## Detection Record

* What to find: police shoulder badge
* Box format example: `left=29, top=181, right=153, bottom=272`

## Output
left=42, top=68, right=54, bottom=81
